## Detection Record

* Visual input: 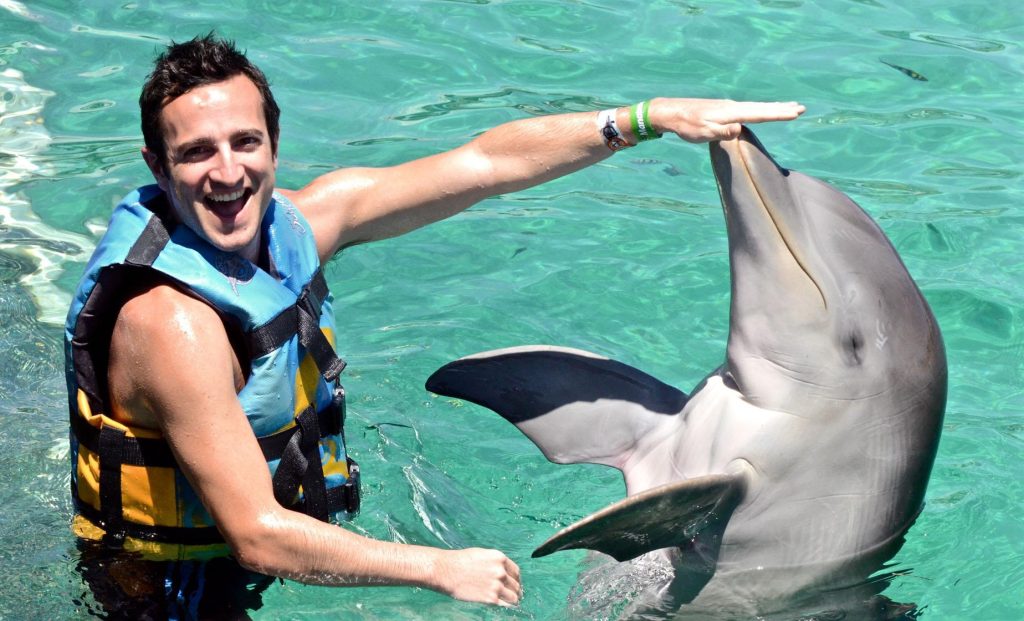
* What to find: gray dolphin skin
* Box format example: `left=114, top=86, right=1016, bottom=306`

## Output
left=426, top=127, right=946, bottom=619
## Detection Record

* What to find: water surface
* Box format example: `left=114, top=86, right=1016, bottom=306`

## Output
left=1, top=1, right=1021, bottom=619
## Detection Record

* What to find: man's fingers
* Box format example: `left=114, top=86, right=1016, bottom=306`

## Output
left=660, top=99, right=804, bottom=143
left=504, top=556, right=521, bottom=581
left=715, top=122, right=743, bottom=140
left=496, top=584, right=521, bottom=607
left=714, top=101, right=806, bottom=124
left=502, top=572, right=521, bottom=593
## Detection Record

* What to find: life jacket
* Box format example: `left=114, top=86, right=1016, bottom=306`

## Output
left=65, top=185, right=360, bottom=560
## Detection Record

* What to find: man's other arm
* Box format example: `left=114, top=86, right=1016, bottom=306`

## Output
left=107, top=285, right=521, bottom=605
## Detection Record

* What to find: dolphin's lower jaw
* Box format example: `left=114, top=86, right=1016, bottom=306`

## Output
left=426, top=127, right=945, bottom=616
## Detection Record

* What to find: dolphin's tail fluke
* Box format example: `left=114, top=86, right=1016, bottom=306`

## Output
left=425, top=345, right=687, bottom=468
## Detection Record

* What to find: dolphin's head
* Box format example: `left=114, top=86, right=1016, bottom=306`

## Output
left=709, top=127, right=945, bottom=414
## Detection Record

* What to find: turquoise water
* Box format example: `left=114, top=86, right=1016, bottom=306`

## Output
left=1, top=0, right=1022, bottom=619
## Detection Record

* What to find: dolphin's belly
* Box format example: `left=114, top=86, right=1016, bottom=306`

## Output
left=626, top=376, right=926, bottom=574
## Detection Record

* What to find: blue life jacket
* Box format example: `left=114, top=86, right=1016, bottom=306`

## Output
left=65, top=185, right=359, bottom=559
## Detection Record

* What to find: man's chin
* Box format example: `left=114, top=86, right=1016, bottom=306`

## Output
left=203, top=229, right=260, bottom=260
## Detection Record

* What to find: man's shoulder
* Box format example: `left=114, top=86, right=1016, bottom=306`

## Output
left=108, top=280, right=243, bottom=429
left=116, top=281, right=223, bottom=339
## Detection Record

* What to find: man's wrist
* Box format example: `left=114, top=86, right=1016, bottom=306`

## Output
left=422, top=546, right=449, bottom=593
left=629, top=100, right=662, bottom=142
left=597, top=107, right=632, bottom=151
left=597, top=103, right=663, bottom=151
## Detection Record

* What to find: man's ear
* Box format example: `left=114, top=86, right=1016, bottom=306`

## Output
left=141, top=147, right=169, bottom=191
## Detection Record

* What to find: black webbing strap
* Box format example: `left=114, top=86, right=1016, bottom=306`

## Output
left=72, top=413, right=177, bottom=468
left=97, top=426, right=126, bottom=544
left=293, top=461, right=360, bottom=516
left=124, top=210, right=172, bottom=267
left=74, top=494, right=224, bottom=545
left=256, top=398, right=343, bottom=459
left=271, top=407, right=329, bottom=521
left=248, top=270, right=347, bottom=382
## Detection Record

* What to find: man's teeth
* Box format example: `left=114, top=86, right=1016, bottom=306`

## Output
left=209, top=190, right=244, bottom=202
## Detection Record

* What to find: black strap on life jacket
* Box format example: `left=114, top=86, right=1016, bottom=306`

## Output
left=72, top=200, right=359, bottom=546
left=248, top=269, right=347, bottom=381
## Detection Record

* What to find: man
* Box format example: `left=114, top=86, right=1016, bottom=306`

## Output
left=66, top=34, right=803, bottom=618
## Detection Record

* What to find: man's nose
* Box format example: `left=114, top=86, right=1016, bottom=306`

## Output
left=209, top=147, right=243, bottom=185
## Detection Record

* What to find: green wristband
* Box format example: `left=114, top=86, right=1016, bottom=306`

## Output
left=629, top=101, right=662, bottom=142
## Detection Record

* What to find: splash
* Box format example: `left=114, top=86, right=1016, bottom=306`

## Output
left=566, top=552, right=677, bottom=620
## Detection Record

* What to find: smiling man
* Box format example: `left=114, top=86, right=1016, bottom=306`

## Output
left=65, top=34, right=803, bottom=619
left=147, top=74, right=273, bottom=260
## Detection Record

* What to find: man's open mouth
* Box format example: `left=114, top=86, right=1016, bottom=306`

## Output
left=205, top=188, right=251, bottom=217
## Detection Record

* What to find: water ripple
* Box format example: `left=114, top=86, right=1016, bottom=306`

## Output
left=819, top=107, right=991, bottom=126
left=69, top=23, right=165, bottom=44
left=878, top=30, right=1009, bottom=53
left=1, top=69, right=93, bottom=324
left=393, top=88, right=613, bottom=122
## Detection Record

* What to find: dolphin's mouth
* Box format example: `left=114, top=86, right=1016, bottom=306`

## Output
left=712, top=129, right=827, bottom=311
left=733, top=137, right=827, bottom=309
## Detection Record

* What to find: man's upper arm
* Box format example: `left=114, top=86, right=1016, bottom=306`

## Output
left=283, top=143, right=496, bottom=261
left=109, top=285, right=279, bottom=541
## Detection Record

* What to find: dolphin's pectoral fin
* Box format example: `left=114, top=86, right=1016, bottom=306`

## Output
left=426, top=346, right=687, bottom=466
left=533, top=473, right=746, bottom=563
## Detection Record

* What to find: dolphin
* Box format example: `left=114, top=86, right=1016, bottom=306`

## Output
left=425, top=127, right=946, bottom=618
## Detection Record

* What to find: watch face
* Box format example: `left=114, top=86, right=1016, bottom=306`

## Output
left=602, top=124, right=618, bottom=140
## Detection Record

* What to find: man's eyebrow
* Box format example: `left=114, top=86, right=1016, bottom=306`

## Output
left=231, top=128, right=266, bottom=140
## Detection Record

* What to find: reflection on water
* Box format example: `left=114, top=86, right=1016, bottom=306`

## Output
left=0, top=68, right=93, bottom=325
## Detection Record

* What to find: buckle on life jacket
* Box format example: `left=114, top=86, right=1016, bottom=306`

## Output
left=342, top=458, right=361, bottom=515
left=324, top=385, right=346, bottom=438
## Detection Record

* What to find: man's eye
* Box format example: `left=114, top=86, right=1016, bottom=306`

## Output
left=180, top=146, right=211, bottom=161
left=237, top=136, right=262, bottom=149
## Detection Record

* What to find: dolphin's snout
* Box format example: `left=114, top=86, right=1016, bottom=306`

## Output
left=710, top=127, right=783, bottom=189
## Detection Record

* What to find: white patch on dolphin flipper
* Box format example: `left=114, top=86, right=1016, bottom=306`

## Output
left=875, top=319, right=889, bottom=350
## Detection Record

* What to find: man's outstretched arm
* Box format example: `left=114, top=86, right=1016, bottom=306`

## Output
left=284, top=98, right=805, bottom=260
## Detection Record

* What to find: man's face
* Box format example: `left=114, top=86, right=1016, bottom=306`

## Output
left=143, top=74, right=277, bottom=263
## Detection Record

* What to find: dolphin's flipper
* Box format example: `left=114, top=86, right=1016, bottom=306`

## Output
left=534, top=473, right=746, bottom=562
left=425, top=345, right=687, bottom=466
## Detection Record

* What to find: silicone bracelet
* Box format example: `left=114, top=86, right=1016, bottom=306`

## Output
left=629, top=101, right=662, bottom=142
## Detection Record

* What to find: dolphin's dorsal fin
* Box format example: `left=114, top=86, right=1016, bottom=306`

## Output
left=425, top=345, right=687, bottom=467
left=533, top=473, right=746, bottom=562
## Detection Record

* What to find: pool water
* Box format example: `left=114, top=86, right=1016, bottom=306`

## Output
left=1, top=1, right=1021, bottom=619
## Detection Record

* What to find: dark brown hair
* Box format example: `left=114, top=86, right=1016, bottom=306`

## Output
left=139, top=33, right=281, bottom=169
